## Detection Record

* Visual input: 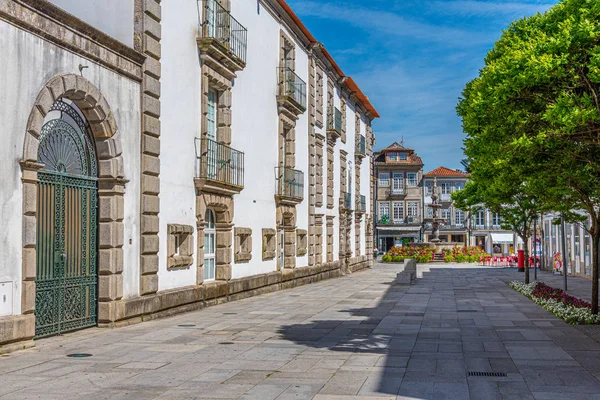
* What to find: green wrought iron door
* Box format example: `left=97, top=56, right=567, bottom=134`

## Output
left=35, top=100, right=98, bottom=338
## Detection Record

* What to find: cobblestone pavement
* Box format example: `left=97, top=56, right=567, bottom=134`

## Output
left=3, top=263, right=600, bottom=400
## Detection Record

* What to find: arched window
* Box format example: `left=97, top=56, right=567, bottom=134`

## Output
left=204, top=209, right=216, bottom=280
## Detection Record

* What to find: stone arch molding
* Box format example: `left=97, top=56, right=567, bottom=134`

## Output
left=20, top=73, right=127, bottom=332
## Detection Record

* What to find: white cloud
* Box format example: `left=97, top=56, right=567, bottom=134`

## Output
left=290, top=1, right=495, bottom=46
left=434, top=1, right=555, bottom=18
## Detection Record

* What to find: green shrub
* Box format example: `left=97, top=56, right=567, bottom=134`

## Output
left=444, top=255, right=455, bottom=263
left=456, top=254, right=466, bottom=263
left=382, top=254, right=392, bottom=262
left=467, top=255, right=478, bottom=263
left=392, top=255, right=404, bottom=262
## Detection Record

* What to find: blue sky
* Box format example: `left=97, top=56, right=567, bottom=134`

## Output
left=287, top=0, right=556, bottom=171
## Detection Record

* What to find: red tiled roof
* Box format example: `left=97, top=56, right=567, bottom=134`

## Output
left=424, top=166, right=469, bottom=177
left=276, top=0, right=379, bottom=119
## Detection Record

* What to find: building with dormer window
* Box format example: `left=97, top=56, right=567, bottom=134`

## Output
left=374, top=142, right=424, bottom=251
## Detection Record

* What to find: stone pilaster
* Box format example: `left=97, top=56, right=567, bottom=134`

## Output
left=326, top=216, right=334, bottom=262
left=19, top=161, right=43, bottom=320
left=316, top=134, right=324, bottom=207
left=308, top=55, right=317, bottom=266
left=135, top=0, right=162, bottom=296
left=327, top=146, right=334, bottom=209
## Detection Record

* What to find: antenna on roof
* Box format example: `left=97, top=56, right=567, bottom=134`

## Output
left=400, top=136, right=404, bottom=147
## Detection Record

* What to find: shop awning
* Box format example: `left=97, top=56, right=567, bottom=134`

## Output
left=491, top=233, right=513, bottom=244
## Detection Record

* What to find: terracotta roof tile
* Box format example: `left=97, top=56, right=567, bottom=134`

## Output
left=424, top=166, right=469, bottom=177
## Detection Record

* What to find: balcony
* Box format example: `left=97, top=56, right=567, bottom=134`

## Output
left=379, top=217, right=420, bottom=225
left=386, top=187, right=405, bottom=196
left=472, top=224, right=504, bottom=231
left=440, top=193, right=452, bottom=202
left=342, top=192, right=352, bottom=210
left=275, top=167, right=304, bottom=205
left=195, top=138, right=244, bottom=196
left=357, top=195, right=366, bottom=213
left=327, top=107, right=342, bottom=140
left=277, top=67, right=307, bottom=116
left=356, top=134, right=366, bottom=158
left=197, top=0, right=247, bottom=76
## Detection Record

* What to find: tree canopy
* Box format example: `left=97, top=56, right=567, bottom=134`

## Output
left=455, top=0, right=600, bottom=310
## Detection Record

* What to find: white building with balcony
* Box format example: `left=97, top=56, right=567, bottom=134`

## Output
left=0, top=0, right=377, bottom=349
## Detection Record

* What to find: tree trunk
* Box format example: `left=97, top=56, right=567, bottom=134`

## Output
left=524, top=235, right=530, bottom=284
left=592, top=224, right=599, bottom=314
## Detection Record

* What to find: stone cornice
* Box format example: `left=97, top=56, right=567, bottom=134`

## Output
left=1, top=0, right=145, bottom=81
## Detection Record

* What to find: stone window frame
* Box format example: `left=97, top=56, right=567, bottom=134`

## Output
left=167, top=224, right=194, bottom=269
left=340, top=97, right=347, bottom=143
left=201, top=65, right=232, bottom=145
left=280, top=31, right=296, bottom=71
left=234, top=227, right=252, bottom=263
left=262, top=228, right=276, bottom=260
left=316, top=67, right=324, bottom=128
left=296, top=229, right=308, bottom=257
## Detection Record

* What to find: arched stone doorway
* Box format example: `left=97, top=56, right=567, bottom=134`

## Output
left=20, top=74, right=126, bottom=339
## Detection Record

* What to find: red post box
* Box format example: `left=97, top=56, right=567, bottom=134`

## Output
left=518, top=249, right=525, bottom=272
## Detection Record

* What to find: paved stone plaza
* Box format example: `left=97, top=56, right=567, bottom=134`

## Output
left=2, top=263, right=600, bottom=400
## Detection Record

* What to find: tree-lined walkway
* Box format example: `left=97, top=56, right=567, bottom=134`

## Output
left=2, top=263, right=600, bottom=399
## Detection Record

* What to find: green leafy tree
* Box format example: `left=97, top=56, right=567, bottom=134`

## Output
left=456, top=0, right=600, bottom=312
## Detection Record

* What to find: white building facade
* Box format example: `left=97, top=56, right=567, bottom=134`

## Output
left=0, top=0, right=377, bottom=349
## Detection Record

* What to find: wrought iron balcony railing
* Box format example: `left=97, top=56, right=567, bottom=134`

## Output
left=278, top=67, right=307, bottom=110
left=386, top=187, right=405, bottom=195
left=199, top=0, right=247, bottom=63
left=472, top=224, right=504, bottom=231
left=425, top=223, right=466, bottom=230
left=327, top=107, right=342, bottom=135
left=378, top=217, right=420, bottom=225
left=343, top=192, right=352, bottom=209
left=359, top=195, right=366, bottom=212
left=196, top=137, right=244, bottom=189
left=275, top=167, right=304, bottom=202
left=356, top=134, right=366, bottom=156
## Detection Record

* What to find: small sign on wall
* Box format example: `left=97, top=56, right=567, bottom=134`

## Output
left=0, top=282, right=13, bottom=316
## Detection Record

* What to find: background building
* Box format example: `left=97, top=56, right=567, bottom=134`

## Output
left=423, top=167, right=468, bottom=244
left=0, top=0, right=377, bottom=348
left=542, top=213, right=592, bottom=278
left=374, top=142, right=423, bottom=252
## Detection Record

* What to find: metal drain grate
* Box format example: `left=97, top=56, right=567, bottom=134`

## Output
left=67, top=353, right=93, bottom=358
left=468, top=371, right=507, bottom=377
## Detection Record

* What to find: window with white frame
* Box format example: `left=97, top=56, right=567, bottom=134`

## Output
left=379, top=202, right=390, bottom=220
left=455, top=209, right=465, bottom=226
left=440, top=183, right=451, bottom=194
left=426, top=183, right=433, bottom=194
left=204, top=209, right=216, bottom=280
left=399, top=153, right=407, bottom=160
left=454, top=181, right=464, bottom=192
left=393, top=202, right=404, bottom=222
left=392, top=173, right=404, bottom=193
left=388, top=152, right=397, bottom=161
left=379, top=172, right=390, bottom=187
left=427, top=207, right=433, bottom=218
left=407, top=172, right=418, bottom=186
left=475, top=210, right=485, bottom=227
left=442, top=208, right=451, bottom=221
left=407, top=202, right=418, bottom=218
left=492, top=213, right=501, bottom=226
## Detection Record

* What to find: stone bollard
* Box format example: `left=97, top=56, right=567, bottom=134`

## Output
left=396, top=258, right=417, bottom=285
